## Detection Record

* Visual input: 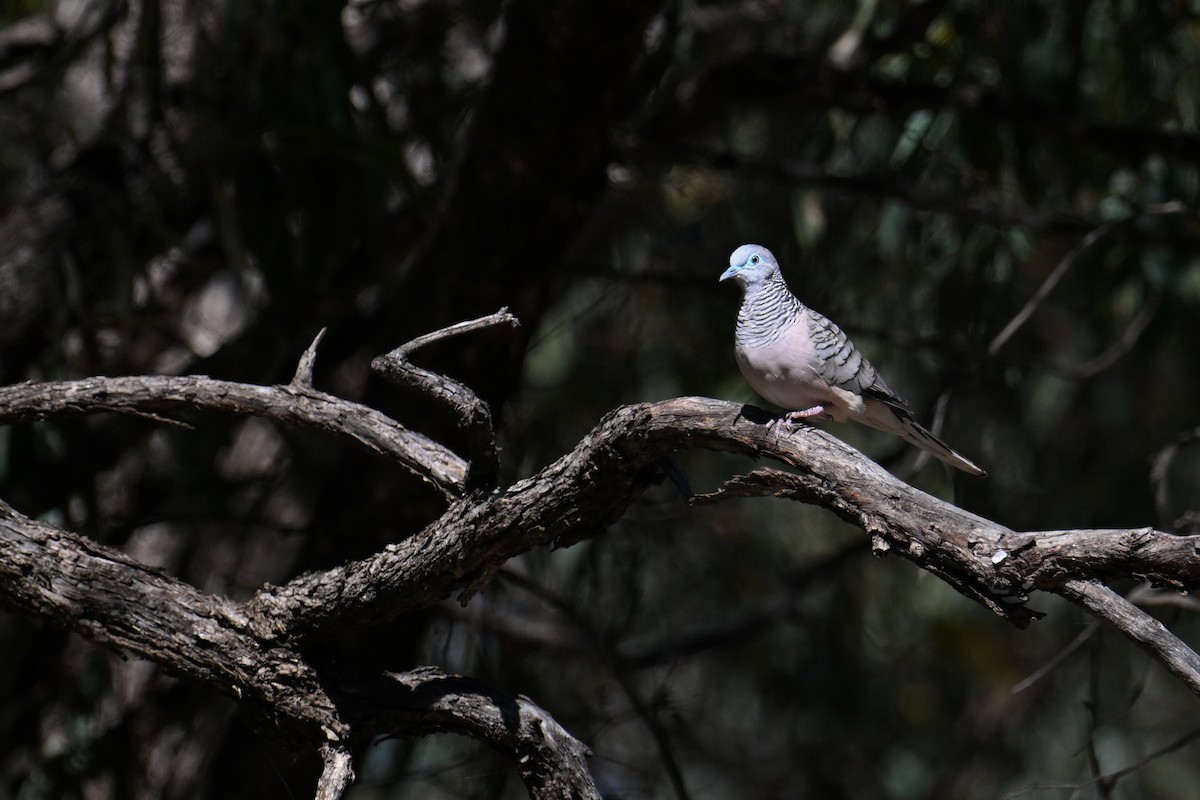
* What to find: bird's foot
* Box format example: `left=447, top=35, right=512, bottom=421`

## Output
left=768, top=406, right=827, bottom=433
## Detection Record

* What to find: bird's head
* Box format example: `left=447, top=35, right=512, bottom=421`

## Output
left=720, top=244, right=779, bottom=287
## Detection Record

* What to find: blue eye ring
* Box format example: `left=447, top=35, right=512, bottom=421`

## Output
left=749, top=254, right=761, bottom=265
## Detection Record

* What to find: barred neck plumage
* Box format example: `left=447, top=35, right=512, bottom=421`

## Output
left=736, top=270, right=803, bottom=346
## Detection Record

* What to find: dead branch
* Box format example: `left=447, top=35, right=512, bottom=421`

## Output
left=0, top=374, right=467, bottom=498
left=372, top=308, right=520, bottom=488
left=341, top=668, right=599, bottom=800
left=2, top=334, right=1199, bottom=798
left=315, top=744, right=355, bottom=800
left=0, top=498, right=349, bottom=749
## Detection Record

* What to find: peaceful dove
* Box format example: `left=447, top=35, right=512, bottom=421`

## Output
left=720, top=244, right=986, bottom=477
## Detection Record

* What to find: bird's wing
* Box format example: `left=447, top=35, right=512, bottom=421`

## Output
left=806, top=307, right=909, bottom=412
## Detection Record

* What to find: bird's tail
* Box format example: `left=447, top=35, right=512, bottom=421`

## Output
left=859, top=399, right=987, bottom=476
left=895, top=415, right=987, bottom=476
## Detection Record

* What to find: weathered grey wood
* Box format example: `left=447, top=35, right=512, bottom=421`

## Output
left=2, top=363, right=1199, bottom=800
left=343, top=668, right=600, bottom=800
left=0, top=498, right=348, bottom=748
left=0, top=375, right=467, bottom=497
left=372, top=308, right=520, bottom=488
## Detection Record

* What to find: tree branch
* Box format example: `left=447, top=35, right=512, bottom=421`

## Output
left=372, top=308, right=520, bottom=488
left=4, top=361, right=1200, bottom=797
left=1059, top=580, right=1200, bottom=698
left=0, top=498, right=349, bottom=748
left=340, top=668, right=599, bottom=800
left=0, top=374, right=466, bottom=498
left=315, top=743, right=355, bottom=800
left=988, top=201, right=1186, bottom=356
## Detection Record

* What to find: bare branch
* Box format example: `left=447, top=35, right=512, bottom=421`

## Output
left=372, top=309, right=520, bottom=488
left=292, top=328, right=327, bottom=390
left=315, top=744, right=355, bottom=800
left=0, top=499, right=349, bottom=747
left=989, top=202, right=1186, bottom=357
left=0, top=498, right=595, bottom=799
left=1059, top=580, right=1200, bottom=698
left=6, top=377, right=1200, bottom=795
left=1151, top=426, right=1200, bottom=531
left=246, top=398, right=1200, bottom=647
left=342, top=668, right=599, bottom=800
left=0, top=375, right=466, bottom=498
left=1010, top=621, right=1100, bottom=695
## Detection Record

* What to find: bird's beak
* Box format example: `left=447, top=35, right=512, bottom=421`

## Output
left=719, top=264, right=740, bottom=282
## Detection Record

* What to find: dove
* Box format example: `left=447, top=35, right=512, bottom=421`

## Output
left=720, top=244, right=986, bottom=477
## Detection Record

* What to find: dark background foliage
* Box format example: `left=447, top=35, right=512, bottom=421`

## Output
left=1, top=0, right=1199, bottom=798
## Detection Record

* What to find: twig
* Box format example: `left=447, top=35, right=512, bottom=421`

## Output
left=687, top=149, right=1092, bottom=232
left=988, top=201, right=1186, bottom=357
left=344, top=667, right=600, bottom=800
left=621, top=542, right=869, bottom=668
left=1127, top=584, right=1200, bottom=614
left=1011, top=621, right=1099, bottom=695
left=372, top=309, right=520, bottom=489
left=1094, top=726, right=1200, bottom=788
left=291, top=328, right=327, bottom=389
left=1150, top=427, right=1200, bottom=531
left=1086, top=639, right=1113, bottom=800
left=1057, top=291, right=1161, bottom=379
left=394, top=309, right=521, bottom=357
left=490, top=571, right=695, bottom=800
left=1007, top=726, right=1200, bottom=798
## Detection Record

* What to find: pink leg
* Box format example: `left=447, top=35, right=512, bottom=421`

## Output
left=768, top=405, right=827, bottom=431
left=785, top=406, right=826, bottom=421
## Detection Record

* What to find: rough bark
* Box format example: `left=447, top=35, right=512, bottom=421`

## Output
left=1, top=324, right=1198, bottom=798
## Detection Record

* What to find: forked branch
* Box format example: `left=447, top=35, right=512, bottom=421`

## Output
left=1, top=320, right=1199, bottom=800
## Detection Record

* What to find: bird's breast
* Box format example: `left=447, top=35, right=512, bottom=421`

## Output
left=734, top=333, right=830, bottom=411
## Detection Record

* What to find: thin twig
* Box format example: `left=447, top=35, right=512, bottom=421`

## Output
left=1011, top=620, right=1099, bottom=694
left=1097, top=726, right=1200, bottom=787
left=1057, top=291, right=1161, bottom=379
left=491, top=571, right=693, bottom=800
left=988, top=201, right=1185, bottom=357
left=291, top=328, right=327, bottom=389
left=1127, top=584, right=1200, bottom=614
left=1150, top=427, right=1200, bottom=532
left=1086, top=639, right=1114, bottom=800
left=396, top=308, right=520, bottom=357
left=373, top=309, right=520, bottom=489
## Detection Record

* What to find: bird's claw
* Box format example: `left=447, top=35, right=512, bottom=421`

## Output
left=767, top=405, right=827, bottom=434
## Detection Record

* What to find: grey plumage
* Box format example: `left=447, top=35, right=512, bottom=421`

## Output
left=720, top=244, right=986, bottom=477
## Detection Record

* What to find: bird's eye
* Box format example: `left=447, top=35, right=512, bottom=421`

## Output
left=749, top=255, right=760, bottom=265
